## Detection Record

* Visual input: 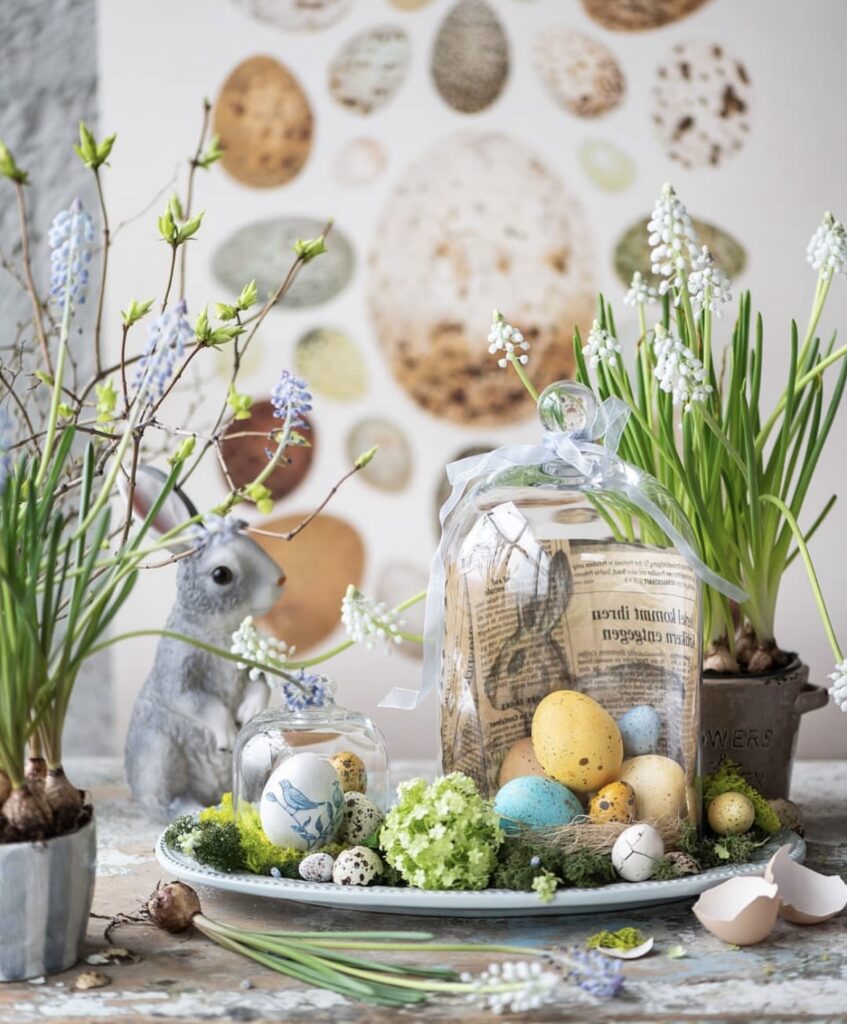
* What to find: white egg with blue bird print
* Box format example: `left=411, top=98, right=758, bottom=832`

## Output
left=616, top=705, right=662, bottom=757
left=260, top=753, right=344, bottom=851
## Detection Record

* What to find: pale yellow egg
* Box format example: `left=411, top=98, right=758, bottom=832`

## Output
left=707, top=792, right=755, bottom=836
left=617, top=755, right=687, bottom=820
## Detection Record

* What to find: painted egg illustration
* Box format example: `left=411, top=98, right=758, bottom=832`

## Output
left=334, top=137, right=387, bottom=186
left=346, top=418, right=412, bottom=491
left=213, top=216, right=355, bottom=309
left=581, top=0, right=712, bottom=32
left=214, top=56, right=313, bottom=188
left=578, top=139, right=635, bottom=191
left=368, top=131, right=594, bottom=425
left=432, top=0, right=509, bottom=113
left=329, top=25, right=411, bottom=115
left=616, top=705, right=662, bottom=757
left=652, top=40, right=751, bottom=168
left=534, top=29, right=625, bottom=118
left=221, top=402, right=314, bottom=500
left=231, top=0, right=353, bottom=32
left=260, top=753, right=344, bottom=851
left=295, top=328, right=367, bottom=401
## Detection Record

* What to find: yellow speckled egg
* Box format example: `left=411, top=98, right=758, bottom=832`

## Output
left=617, top=755, right=686, bottom=820
left=531, top=690, right=623, bottom=794
left=330, top=751, right=368, bottom=794
left=707, top=792, right=755, bottom=836
left=498, top=737, right=549, bottom=787
left=588, top=781, right=636, bottom=824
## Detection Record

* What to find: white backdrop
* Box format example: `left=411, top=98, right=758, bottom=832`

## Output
left=98, top=0, right=847, bottom=761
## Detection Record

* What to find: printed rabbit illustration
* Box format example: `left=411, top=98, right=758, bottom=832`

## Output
left=484, top=548, right=573, bottom=722
left=124, top=467, right=286, bottom=822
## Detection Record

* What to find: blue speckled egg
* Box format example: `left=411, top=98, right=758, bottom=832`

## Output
left=494, top=776, right=583, bottom=834
left=617, top=705, right=662, bottom=757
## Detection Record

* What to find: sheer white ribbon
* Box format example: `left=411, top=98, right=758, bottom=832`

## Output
left=380, top=397, right=746, bottom=710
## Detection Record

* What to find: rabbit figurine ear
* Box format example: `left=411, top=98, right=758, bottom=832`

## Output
left=537, top=549, right=574, bottom=632
left=119, top=465, right=198, bottom=553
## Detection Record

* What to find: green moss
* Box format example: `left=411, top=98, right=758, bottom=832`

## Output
left=189, top=820, right=246, bottom=873
left=491, top=842, right=615, bottom=891
left=586, top=927, right=646, bottom=951
left=651, top=857, right=682, bottom=881
left=703, top=761, right=780, bottom=834
left=163, top=814, right=196, bottom=849
left=677, top=820, right=767, bottom=869
left=199, top=791, right=235, bottom=826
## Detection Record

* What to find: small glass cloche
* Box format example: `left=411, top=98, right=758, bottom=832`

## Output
left=232, top=672, right=391, bottom=825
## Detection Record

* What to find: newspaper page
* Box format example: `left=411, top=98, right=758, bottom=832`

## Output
left=439, top=502, right=700, bottom=798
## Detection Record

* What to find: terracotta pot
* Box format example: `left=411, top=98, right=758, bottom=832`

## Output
left=701, top=659, right=828, bottom=799
left=0, top=816, right=96, bottom=981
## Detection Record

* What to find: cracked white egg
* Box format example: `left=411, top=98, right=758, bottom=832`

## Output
left=611, top=823, right=664, bottom=882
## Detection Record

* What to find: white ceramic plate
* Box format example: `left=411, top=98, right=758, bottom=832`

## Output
left=155, top=829, right=805, bottom=918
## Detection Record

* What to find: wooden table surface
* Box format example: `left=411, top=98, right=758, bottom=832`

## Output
left=1, top=758, right=845, bottom=1023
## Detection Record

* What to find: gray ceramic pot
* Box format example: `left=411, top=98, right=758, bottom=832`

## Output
left=701, top=659, right=828, bottom=799
left=0, top=816, right=96, bottom=981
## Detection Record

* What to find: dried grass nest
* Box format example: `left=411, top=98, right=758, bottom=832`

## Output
left=505, top=815, right=685, bottom=855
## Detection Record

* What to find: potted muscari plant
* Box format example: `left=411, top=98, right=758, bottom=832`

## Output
left=542, top=184, right=844, bottom=798
left=0, top=120, right=392, bottom=980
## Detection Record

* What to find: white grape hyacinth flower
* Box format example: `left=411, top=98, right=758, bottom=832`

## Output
left=688, top=245, right=732, bottom=316
left=463, top=960, right=559, bottom=1015
left=653, top=324, right=713, bottom=411
left=583, top=319, right=622, bottom=369
left=828, top=660, right=847, bottom=711
left=807, top=212, right=847, bottom=281
left=231, top=615, right=294, bottom=682
left=488, top=310, right=530, bottom=368
left=624, top=271, right=658, bottom=308
left=647, top=183, right=699, bottom=303
left=341, top=584, right=403, bottom=651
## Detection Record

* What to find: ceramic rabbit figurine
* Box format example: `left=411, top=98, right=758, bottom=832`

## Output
left=484, top=548, right=573, bottom=723
left=124, top=468, right=286, bottom=821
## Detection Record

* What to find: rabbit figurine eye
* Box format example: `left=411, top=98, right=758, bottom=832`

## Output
left=211, top=565, right=234, bottom=585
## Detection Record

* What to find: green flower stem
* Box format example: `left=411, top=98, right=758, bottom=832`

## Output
left=34, top=265, right=74, bottom=489
left=508, top=353, right=539, bottom=402
left=760, top=495, right=842, bottom=661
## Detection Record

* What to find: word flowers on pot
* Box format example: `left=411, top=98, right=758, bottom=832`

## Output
left=571, top=184, right=847, bottom=789
left=0, top=114, right=374, bottom=977
left=414, top=365, right=742, bottom=807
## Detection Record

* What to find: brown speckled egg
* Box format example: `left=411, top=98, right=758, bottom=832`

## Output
left=214, top=56, right=313, bottom=188
left=652, top=41, right=751, bottom=169
left=368, top=132, right=594, bottom=425
left=332, top=846, right=383, bottom=886
left=588, top=781, right=636, bottom=824
left=498, top=737, right=549, bottom=788
left=329, top=25, right=410, bottom=116
left=707, top=792, right=755, bottom=836
left=534, top=29, right=625, bottom=119
left=330, top=751, right=368, bottom=794
left=432, top=0, right=509, bottom=114
left=581, top=0, right=712, bottom=32
left=340, top=792, right=384, bottom=844
left=664, top=850, right=701, bottom=876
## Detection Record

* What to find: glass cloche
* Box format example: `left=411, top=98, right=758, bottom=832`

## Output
left=426, top=381, right=708, bottom=823
left=233, top=676, right=391, bottom=821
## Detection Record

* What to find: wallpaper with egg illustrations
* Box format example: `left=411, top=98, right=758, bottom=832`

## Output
left=103, top=0, right=762, bottom=755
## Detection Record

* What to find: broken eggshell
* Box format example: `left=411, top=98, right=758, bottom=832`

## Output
left=692, top=876, right=781, bottom=945
left=764, top=844, right=847, bottom=925
left=594, top=936, right=654, bottom=960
